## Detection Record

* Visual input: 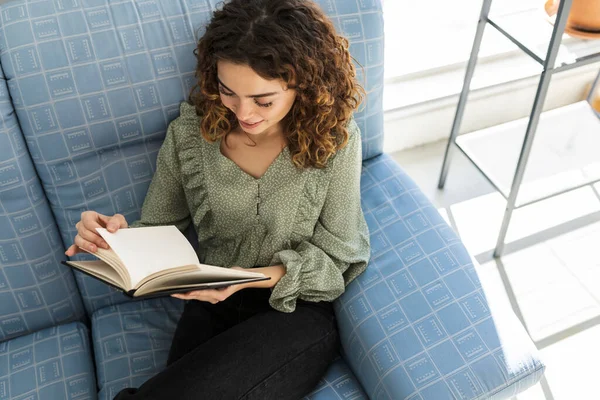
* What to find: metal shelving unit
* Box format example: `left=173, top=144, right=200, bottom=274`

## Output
left=438, top=0, right=600, bottom=257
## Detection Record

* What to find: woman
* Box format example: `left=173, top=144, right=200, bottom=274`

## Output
left=65, top=0, right=370, bottom=398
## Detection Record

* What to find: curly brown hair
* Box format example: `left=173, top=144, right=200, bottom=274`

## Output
left=189, top=0, right=364, bottom=169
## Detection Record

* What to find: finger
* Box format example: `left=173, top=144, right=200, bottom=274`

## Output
left=189, top=289, right=221, bottom=298
left=174, top=292, right=204, bottom=300
left=203, top=289, right=228, bottom=302
left=74, top=234, right=99, bottom=253
left=65, top=244, right=82, bottom=256
left=179, top=290, right=223, bottom=303
left=77, top=226, right=109, bottom=250
left=81, top=213, right=110, bottom=248
left=106, top=214, right=128, bottom=233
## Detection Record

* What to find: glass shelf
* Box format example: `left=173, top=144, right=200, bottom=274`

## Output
left=456, top=101, right=600, bottom=207
left=487, top=7, right=600, bottom=70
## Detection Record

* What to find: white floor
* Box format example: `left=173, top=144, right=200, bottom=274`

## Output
left=390, top=140, right=600, bottom=400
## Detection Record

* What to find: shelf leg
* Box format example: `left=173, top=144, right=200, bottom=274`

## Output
left=494, top=0, right=573, bottom=257
left=438, top=0, right=493, bottom=189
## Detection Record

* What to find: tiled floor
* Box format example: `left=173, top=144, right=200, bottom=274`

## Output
left=390, top=140, right=600, bottom=400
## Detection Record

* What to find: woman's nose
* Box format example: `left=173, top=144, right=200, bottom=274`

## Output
left=235, top=100, right=255, bottom=120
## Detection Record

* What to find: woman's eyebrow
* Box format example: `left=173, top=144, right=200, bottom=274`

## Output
left=217, top=78, right=279, bottom=98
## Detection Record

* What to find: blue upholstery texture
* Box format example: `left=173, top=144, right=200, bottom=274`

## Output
left=303, top=357, right=369, bottom=400
left=0, top=63, right=85, bottom=342
left=0, top=0, right=385, bottom=315
left=90, top=296, right=369, bottom=400
left=0, top=322, right=97, bottom=400
left=90, top=297, right=183, bottom=399
left=334, top=153, right=545, bottom=400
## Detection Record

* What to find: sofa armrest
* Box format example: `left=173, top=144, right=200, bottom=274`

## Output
left=334, top=153, right=544, bottom=400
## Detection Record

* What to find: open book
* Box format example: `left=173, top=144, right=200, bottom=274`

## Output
left=62, top=225, right=269, bottom=298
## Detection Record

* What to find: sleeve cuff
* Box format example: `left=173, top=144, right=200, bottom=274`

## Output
left=268, top=245, right=345, bottom=313
left=268, top=250, right=303, bottom=313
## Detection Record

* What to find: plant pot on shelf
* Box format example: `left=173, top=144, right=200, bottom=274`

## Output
left=545, top=0, right=600, bottom=39
left=591, top=87, right=600, bottom=113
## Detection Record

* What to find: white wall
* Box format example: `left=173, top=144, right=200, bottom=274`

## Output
left=384, top=63, right=600, bottom=153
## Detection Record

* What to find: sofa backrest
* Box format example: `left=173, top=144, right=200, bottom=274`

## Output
left=0, top=64, right=86, bottom=342
left=0, top=0, right=384, bottom=314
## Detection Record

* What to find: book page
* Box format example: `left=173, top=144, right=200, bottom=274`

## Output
left=135, top=263, right=266, bottom=290
left=135, top=267, right=267, bottom=296
left=65, top=260, right=126, bottom=289
left=96, top=226, right=200, bottom=288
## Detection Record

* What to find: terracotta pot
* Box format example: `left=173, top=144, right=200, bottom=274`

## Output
left=545, top=0, right=600, bottom=39
left=546, top=0, right=600, bottom=32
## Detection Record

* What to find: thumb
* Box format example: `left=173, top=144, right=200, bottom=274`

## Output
left=106, top=215, right=126, bottom=232
left=106, top=219, right=119, bottom=232
left=97, top=213, right=111, bottom=228
left=97, top=213, right=118, bottom=232
left=65, top=244, right=79, bottom=257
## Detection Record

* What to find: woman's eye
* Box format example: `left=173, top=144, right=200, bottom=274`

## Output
left=219, top=89, right=235, bottom=97
left=219, top=87, right=271, bottom=107
left=255, top=100, right=273, bottom=108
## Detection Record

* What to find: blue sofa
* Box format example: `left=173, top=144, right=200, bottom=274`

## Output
left=0, top=0, right=545, bottom=399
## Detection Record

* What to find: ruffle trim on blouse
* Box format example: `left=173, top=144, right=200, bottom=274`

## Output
left=173, top=102, right=270, bottom=267
left=287, top=121, right=358, bottom=245
left=173, top=102, right=214, bottom=240
left=289, top=168, right=330, bottom=246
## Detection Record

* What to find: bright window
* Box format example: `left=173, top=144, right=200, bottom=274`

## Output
left=382, top=0, right=556, bottom=81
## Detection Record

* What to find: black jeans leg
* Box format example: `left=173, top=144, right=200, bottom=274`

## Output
left=114, top=289, right=339, bottom=400
left=167, top=289, right=245, bottom=365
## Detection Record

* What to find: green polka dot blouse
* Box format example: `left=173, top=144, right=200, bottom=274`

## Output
left=130, top=102, right=370, bottom=313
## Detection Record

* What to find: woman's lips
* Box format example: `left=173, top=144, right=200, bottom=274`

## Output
left=239, top=120, right=263, bottom=129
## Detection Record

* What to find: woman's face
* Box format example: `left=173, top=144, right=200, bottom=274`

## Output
left=217, top=61, right=296, bottom=137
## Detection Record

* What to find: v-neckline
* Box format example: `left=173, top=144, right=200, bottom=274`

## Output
left=217, top=138, right=289, bottom=181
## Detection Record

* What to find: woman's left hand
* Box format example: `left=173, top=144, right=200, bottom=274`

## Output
left=170, top=266, right=248, bottom=303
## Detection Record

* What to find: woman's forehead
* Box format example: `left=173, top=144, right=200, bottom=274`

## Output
left=217, top=61, right=284, bottom=93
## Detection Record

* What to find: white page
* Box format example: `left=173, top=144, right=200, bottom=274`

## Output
left=96, top=226, right=199, bottom=288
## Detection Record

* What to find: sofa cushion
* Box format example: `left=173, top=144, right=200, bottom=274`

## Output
left=0, top=322, right=97, bottom=400
left=0, top=65, right=85, bottom=342
left=333, top=153, right=545, bottom=399
left=0, top=0, right=385, bottom=315
left=303, top=357, right=369, bottom=400
left=91, top=298, right=183, bottom=399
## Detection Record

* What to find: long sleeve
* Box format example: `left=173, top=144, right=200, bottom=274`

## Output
left=268, top=120, right=370, bottom=313
left=129, top=123, right=191, bottom=232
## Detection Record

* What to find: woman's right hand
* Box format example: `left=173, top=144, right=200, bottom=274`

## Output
left=65, top=212, right=128, bottom=256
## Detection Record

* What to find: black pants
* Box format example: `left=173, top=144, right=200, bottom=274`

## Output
left=114, top=288, right=340, bottom=400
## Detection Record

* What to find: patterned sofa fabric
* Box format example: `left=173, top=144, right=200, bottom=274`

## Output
left=303, top=358, right=369, bottom=400
left=90, top=297, right=183, bottom=399
left=0, top=0, right=385, bottom=315
left=334, top=154, right=545, bottom=399
left=0, top=322, right=97, bottom=400
left=0, top=63, right=85, bottom=342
